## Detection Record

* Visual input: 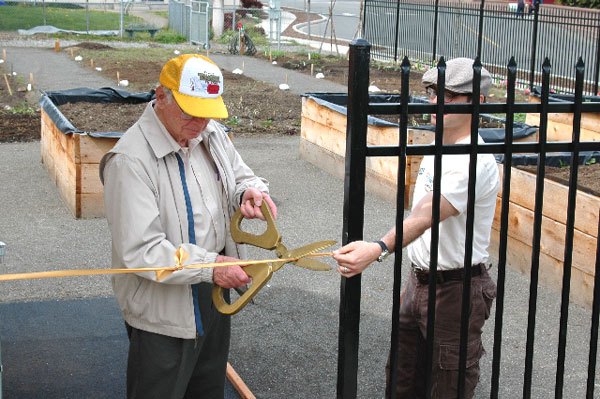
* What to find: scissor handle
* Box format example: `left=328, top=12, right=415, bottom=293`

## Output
left=212, top=261, right=281, bottom=315
left=230, top=200, right=280, bottom=250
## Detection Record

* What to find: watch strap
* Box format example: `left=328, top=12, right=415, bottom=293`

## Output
left=374, top=240, right=390, bottom=262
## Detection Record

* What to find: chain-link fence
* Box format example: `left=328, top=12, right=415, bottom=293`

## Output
left=0, top=0, right=141, bottom=35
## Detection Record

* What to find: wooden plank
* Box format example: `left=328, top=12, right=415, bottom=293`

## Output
left=492, top=198, right=597, bottom=276
left=226, top=363, right=256, bottom=399
left=80, top=163, right=103, bottom=194
left=79, top=193, right=105, bottom=219
left=525, top=113, right=600, bottom=142
left=302, top=97, right=348, bottom=133
left=299, top=138, right=401, bottom=204
left=526, top=96, right=600, bottom=134
left=497, top=166, right=599, bottom=237
left=490, top=229, right=595, bottom=307
left=78, top=134, right=119, bottom=164
left=40, top=110, right=80, bottom=217
left=301, top=117, right=346, bottom=156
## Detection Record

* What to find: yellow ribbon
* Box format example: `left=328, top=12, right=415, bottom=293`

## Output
left=0, top=249, right=333, bottom=282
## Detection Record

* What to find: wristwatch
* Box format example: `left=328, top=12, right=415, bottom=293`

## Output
left=374, top=240, right=390, bottom=262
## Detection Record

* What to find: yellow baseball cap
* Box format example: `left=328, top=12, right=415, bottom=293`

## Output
left=159, top=54, right=229, bottom=119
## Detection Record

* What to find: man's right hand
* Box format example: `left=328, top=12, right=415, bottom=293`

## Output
left=213, top=255, right=251, bottom=289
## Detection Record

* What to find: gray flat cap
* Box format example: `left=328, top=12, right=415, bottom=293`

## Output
left=422, top=57, right=492, bottom=96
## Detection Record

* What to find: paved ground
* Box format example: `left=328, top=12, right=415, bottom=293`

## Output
left=0, top=43, right=598, bottom=398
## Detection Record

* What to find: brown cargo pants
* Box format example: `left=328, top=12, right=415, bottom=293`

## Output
left=386, top=266, right=497, bottom=399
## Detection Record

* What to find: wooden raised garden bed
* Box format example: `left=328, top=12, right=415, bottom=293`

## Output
left=300, top=94, right=429, bottom=208
left=41, top=111, right=117, bottom=218
left=300, top=93, right=600, bottom=307
left=39, top=88, right=151, bottom=219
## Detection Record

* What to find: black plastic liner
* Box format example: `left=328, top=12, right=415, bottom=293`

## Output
left=39, top=87, right=155, bottom=138
left=304, top=93, right=538, bottom=143
left=530, top=86, right=600, bottom=103
left=495, top=151, right=600, bottom=167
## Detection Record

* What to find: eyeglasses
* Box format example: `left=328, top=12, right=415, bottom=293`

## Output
left=426, top=87, right=463, bottom=102
left=178, top=106, right=195, bottom=120
left=172, top=99, right=195, bottom=120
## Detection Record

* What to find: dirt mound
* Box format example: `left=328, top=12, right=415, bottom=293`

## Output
left=66, top=42, right=114, bottom=50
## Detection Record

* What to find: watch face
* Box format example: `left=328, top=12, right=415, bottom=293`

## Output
left=378, top=250, right=389, bottom=262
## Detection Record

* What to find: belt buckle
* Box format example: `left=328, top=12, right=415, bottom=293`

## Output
left=412, top=266, right=428, bottom=285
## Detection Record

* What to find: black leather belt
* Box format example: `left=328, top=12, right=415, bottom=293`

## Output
left=412, top=263, right=484, bottom=285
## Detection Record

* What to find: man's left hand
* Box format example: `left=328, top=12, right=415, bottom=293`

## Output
left=240, top=188, right=277, bottom=220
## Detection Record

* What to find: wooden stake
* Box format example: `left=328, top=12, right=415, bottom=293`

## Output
left=29, top=72, right=34, bottom=85
left=226, top=363, right=256, bottom=399
left=269, top=50, right=272, bottom=62
left=285, top=74, right=288, bottom=84
left=242, top=61, right=245, bottom=70
left=54, top=39, right=60, bottom=52
left=2, top=49, right=6, bottom=60
left=90, top=59, right=94, bottom=68
left=310, top=64, right=314, bottom=77
left=3, top=74, right=13, bottom=96
left=70, top=48, right=74, bottom=58
left=117, top=71, right=120, bottom=83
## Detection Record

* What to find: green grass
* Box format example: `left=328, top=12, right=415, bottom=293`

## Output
left=0, top=3, right=142, bottom=31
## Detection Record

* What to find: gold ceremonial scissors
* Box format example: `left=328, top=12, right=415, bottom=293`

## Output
left=212, top=201, right=336, bottom=315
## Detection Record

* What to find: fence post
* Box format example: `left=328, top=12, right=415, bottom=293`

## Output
left=432, top=0, right=440, bottom=62
left=594, top=17, right=600, bottom=95
left=336, top=38, right=370, bottom=399
left=528, top=1, right=541, bottom=90
left=393, top=0, right=401, bottom=62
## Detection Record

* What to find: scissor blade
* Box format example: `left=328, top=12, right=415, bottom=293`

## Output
left=286, top=240, right=337, bottom=259
left=295, top=257, right=331, bottom=271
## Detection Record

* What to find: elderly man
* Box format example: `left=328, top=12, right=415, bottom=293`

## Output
left=333, top=57, right=499, bottom=398
left=100, top=54, right=277, bottom=398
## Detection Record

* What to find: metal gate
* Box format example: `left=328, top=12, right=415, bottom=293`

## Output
left=168, top=0, right=211, bottom=47
left=337, top=39, right=600, bottom=398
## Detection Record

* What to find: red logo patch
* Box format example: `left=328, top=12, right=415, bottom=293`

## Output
left=207, top=83, right=220, bottom=94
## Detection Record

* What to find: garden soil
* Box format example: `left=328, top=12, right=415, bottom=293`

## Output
left=0, top=41, right=599, bottom=195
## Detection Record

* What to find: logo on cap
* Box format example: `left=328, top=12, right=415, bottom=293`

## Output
left=189, top=71, right=221, bottom=95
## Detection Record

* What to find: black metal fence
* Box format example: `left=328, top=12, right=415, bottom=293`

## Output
left=363, top=0, right=600, bottom=95
left=337, top=39, right=600, bottom=398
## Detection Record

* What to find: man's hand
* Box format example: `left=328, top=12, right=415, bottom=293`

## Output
left=332, top=241, right=382, bottom=278
left=213, top=255, right=251, bottom=289
left=240, top=188, right=277, bottom=220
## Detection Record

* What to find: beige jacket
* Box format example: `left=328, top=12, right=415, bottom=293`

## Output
left=99, top=103, right=269, bottom=338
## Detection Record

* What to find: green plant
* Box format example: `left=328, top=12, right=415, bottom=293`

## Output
left=514, top=113, right=527, bottom=123
left=8, top=102, right=36, bottom=116
left=269, top=49, right=286, bottom=59
left=261, top=118, right=273, bottom=128
left=226, top=116, right=241, bottom=126
left=558, top=159, right=569, bottom=168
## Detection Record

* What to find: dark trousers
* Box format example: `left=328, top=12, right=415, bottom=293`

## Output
left=386, top=267, right=496, bottom=399
left=125, top=283, right=231, bottom=399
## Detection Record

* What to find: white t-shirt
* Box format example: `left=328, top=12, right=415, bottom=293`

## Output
left=407, top=137, right=500, bottom=271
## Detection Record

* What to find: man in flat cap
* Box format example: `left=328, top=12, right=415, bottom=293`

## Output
left=333, top=57, right=499, bottom=398
left=100, top=54, right=277, bottom=398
